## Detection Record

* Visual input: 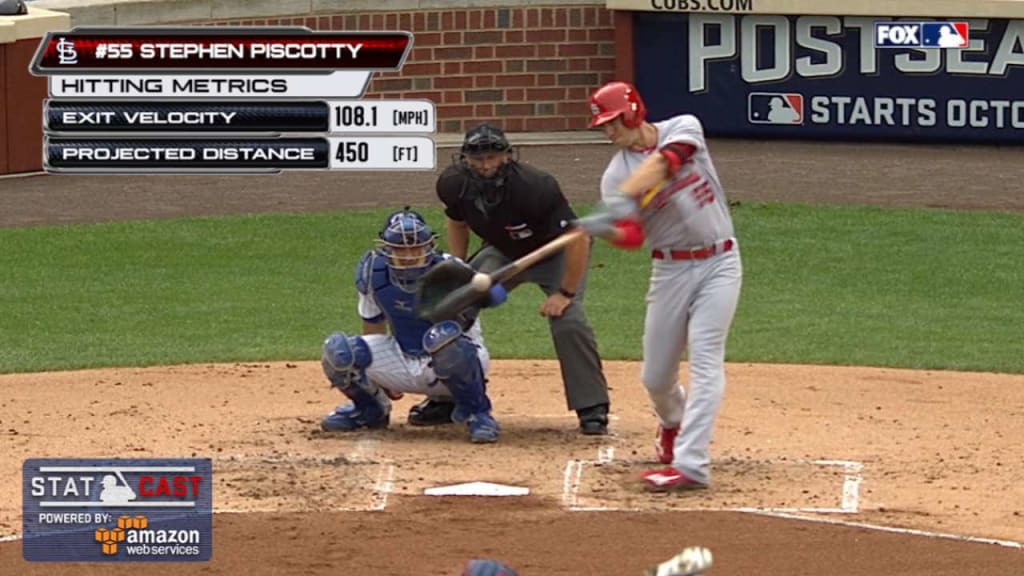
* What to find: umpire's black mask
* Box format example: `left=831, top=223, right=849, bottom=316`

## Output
left=455, top=124, right=515, bottom=217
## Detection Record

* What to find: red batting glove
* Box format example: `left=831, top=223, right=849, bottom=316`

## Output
left=609, top=220, right=645, bottom=250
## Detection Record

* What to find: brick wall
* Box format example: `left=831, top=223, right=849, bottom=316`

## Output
left=216, top=5, right=616, bottom=133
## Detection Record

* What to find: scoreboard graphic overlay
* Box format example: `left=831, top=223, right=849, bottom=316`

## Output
left=30, top=27, right=435, bottom=174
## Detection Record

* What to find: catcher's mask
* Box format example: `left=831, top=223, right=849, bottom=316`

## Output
left=375, top=208, right=437, bottom=292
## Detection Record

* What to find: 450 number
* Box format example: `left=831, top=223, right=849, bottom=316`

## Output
left=335, top=142, right=369, bottom=163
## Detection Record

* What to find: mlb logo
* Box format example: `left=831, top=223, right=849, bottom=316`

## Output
left=748, top=92, right=803, bottom=125
left=922, top=22, right=969, bottom=48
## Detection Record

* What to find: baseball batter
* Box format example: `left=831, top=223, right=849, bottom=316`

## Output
left=576, top=81, right=743, bottom=490
left=318, top=209, right=507, bottom=443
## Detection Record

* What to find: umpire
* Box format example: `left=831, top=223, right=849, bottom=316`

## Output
left=408, top=123, right=611, bottom=435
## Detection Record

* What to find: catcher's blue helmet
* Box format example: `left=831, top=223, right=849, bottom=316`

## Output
left=376, top=207, right=436, bottom=291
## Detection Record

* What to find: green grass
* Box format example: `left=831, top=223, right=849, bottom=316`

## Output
left=1, top=203, right=1021, bottom=374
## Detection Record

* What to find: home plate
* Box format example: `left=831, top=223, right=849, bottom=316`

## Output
left=424, top=482, right=530, bottom=497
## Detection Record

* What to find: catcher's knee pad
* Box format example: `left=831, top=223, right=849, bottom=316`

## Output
left=424, top=321, right=478, bottom=377
left=423, top=320, right=462, bottom=357
left=321, top=332, right=373, bottom=390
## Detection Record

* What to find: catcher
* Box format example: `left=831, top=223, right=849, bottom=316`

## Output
left=318, top=208, right=507, bottom=443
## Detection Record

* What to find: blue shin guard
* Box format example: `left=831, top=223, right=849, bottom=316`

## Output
left=423, top=321, right=498, bottom=443
left=320, top=332, right=390, bottom=431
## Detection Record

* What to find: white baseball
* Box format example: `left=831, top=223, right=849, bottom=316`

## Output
left=470, top=273, right=492, bottom=292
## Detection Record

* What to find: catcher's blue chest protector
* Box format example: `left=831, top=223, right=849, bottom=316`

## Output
left=357, top=252, right=444, bottom=356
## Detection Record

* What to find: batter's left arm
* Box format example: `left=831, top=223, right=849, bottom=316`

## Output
left=620, top=141, right=696, bottom=202
left=575, top=141, right=696, bottom=245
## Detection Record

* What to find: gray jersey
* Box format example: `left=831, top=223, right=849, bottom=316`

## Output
left=600, top=115, right=734, bottom=249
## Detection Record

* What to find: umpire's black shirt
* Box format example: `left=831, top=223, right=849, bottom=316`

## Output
left=437, top=162, right=577, bottom=260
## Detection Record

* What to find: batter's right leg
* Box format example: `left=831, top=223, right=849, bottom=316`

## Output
left=640, top=263, right=692, bottom=462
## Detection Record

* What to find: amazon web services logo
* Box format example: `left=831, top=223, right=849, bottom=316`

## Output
left=92, top=514, right=201, bottom=557
left=22, top=458, right=212, bottom=562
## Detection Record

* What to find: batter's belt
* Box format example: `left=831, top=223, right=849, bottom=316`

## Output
left=651, top=238, right=736, bottom=261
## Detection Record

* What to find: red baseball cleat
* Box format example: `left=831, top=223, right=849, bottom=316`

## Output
left=641, top=467, right=707, bottom=492
left=656, top=425, right=679, bottom=464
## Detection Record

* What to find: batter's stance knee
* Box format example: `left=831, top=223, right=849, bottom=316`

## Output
left=321, top=332, right=373, bottom=389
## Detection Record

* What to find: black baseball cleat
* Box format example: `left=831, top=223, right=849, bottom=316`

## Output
left=407, top=398, right=456, bottom=426
left=577, top=403, right=610, bottom=435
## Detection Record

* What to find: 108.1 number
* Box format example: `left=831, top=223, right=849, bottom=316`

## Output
left=333, top=105, right=378, bottom=127
left=335, top=142, right=369, bottom=163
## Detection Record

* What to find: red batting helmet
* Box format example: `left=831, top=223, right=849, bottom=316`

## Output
left=588, top=81, right=647, bottom=129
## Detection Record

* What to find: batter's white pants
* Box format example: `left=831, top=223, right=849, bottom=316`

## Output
left=640, top=248, right=742, bottom=485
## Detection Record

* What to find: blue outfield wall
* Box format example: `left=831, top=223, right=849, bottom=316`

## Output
left=634, top=14, right=1024, bottom=144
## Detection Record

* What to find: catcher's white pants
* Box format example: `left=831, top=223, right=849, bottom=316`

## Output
left=362, top=333, right=490, bottom=397
left=641, top=249, right=742, bottom=485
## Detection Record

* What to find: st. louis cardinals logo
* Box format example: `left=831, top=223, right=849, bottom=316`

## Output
left=642, top=170, right=709, bottom=211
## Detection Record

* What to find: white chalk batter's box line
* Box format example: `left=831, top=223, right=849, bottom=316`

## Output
left=3, top=446, right=1019, bottom=550
left=559, top=448, right=1022, bottom=550
left=562, top=449, right=863, bottom=514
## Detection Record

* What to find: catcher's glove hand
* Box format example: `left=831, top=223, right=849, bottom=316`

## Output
left=415, top=259, right=504, bottom=323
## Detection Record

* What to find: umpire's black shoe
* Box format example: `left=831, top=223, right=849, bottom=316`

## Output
left=577, top=403, right=610, bottom=435
left=407, top=398, right=456, bottom=426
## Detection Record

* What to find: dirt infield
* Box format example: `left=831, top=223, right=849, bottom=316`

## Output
left=1, top=138, right=1023, bottom=574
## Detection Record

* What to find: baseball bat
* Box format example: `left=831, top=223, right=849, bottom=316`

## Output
left=421, top=228, right=585, bottom=322
left=480, top=227, right=586, bottom=288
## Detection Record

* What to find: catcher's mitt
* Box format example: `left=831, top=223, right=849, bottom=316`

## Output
left=414, top=259, right=484, bottom=323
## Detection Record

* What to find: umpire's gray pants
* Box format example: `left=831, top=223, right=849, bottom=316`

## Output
left=470, top=244, right=610, bottom=412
